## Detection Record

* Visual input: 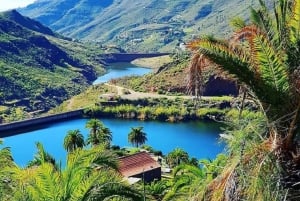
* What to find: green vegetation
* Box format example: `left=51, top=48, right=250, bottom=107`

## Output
left=7, top=145, right=141, bottom=200
left=20, top=0, right=259, bottom=52
left=63, top=129, right=85, bottom=152
left=185, top=0, right=300, bottom=199
left=84, top=95, right=232, bottom=122
left=115, top=55, right=190, bottom=95
left=165, top=148, right=189, bottom=168
left=0, top=10, right=106, bottom=122
left=131, top=55, right=173, bottom=69
left=0, top=0, right=298, bottom=200
left=0, top=124, right=143, bottom=200
left=128, top=127, right=147, bottom=148
left=85, top=119, right=112, bottom=147
left=50, top=84, right=118, bottom=113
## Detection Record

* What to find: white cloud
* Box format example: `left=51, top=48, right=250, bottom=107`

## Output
left=0, top=0, right=36, bottom=12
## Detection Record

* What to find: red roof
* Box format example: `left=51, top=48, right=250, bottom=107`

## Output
left=119, top=152, right=161, bottom=177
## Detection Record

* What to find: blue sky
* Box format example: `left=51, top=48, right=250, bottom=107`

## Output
left=0, top=0, right=36, bottom=12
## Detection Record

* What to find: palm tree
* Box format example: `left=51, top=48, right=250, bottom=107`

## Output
left=164, top=164, right=205, bottom=201
left=145, top=180, right=169, bottom=201
left=128, top=127, right=147, bottom=147
left=27, top=142, right=57, bottom=169
left=86, top=119, right=102, bottom=137
left=63, top=129, right=85, bottom=152
left=165, top=148, right=189, bottom=168
left=187, top=0, right=300, bottom=199
left=86, top=126, right=112, bottom=147
left=8, top=145, right=142, bottom=201
left=164, top=154, right=227, bottom=201
left=0, top=140, right=15, bottom=200
left=0, top=139, right=14, bottom=168
left=86, top=119, right=112, bottom=147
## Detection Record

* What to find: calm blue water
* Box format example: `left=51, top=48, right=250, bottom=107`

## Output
left=1, top=118, right=224, bottom=167
left=93, top=62, right=152, bottom=84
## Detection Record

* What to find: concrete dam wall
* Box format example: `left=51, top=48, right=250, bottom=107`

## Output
left=0, top=109, right=83, bottom=134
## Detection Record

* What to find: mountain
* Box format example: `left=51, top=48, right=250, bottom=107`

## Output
left=19, top=0, right=258, bottom=52
left=0, top=10, right=104, bottom=117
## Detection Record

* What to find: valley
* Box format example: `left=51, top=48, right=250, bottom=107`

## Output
left=19, top=0, right=259, bottom=52
left=0, top=0, right=299, bottom=200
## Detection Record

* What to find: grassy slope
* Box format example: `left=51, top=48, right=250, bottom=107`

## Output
left=0, top=10, right=106, bottom=121
left=50, top=84, right=118, bottom=113
left=131, top=55, right=173, bottom=69
left=116, top=55, right=191, bottom=95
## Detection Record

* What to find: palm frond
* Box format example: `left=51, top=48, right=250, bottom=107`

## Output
left=251, top=34, right=290, bottom=99
left=91, top=181, right=143, bottom=201
left=27, top=164, right=61, bottom=200
left=230, top=17, right=247, bottom=30
left=173, top=164, right=204, bottom=179
left=187, top=53, right=206, bottom=96
left=188, top=38, right=256, bottom=90
left=0, top=147, right=14, bottom=167
left=289, top=0, right=300, bottom=44
left=250, top=3, right=278, bottom=46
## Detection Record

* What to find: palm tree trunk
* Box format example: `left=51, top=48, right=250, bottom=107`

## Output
left=285, top=101, right=300, bottom=151
left=239, top=88, right=247, bottom=119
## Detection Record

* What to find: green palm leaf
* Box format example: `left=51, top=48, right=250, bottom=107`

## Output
left=289, top=0, right=300, bottom=43
left=28, top=164, right=61, bottom=200
left=191, top=38, right=257, bottom=91
left=252, top=34, right=290, bottom=94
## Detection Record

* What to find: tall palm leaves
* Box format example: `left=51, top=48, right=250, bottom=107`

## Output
left=128, top=127, right=147, bottom=148
left=189, top=0, right=300, bottom=148
left=165, top=148, right=189, bottom=168
left=188, top=0, right=300, bottom=199
left=8, top=145, right=142, bottom=201
left=63, top=129, right=85, bottom=152
left=27, top=142, right=57, bottom=169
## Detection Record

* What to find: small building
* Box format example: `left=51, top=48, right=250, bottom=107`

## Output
left=119, top=152, right=161, bottom=183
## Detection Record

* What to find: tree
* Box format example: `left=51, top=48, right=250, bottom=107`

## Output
left=128, top=127, right=147, bottom=147
left=145, top=180, right=169, bottom=201
left=8, top=145, right=142, bottom=201
left=165, top=154, right=227, bottom=201
left=27, top=142, right=57, bottom=169
left=86, top=119, right=112, bottom=147
left=164, top=164, right=205, bottom=201
left=0, top=140, right=15, bottom=200
left=0, top=140, right=14, bottom=168
left=187, top=0, right=300, bottom=199
left=85, top=119, right=102, bottom=138
left=63, top=129, right=85, bottom=152
left=165, top=148, right=189, bottom=168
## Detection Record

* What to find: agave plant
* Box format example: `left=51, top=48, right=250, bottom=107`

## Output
left=187, top=0, right=300, bottom=200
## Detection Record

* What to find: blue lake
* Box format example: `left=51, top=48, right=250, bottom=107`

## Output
left=2, top=118, right=224, bottom=167
left=1, top=61, right=224, bottom=167
left=93, top=62, right=152, bottom=84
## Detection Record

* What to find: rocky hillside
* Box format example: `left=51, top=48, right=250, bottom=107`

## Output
left=0, top=10, right=104, bottom=117
left=19, top=0, right=259, bottom=52
left=115, top=55, right=238, bottom=97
